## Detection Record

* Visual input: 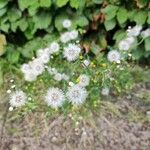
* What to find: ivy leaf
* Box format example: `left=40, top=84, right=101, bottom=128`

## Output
left=104, top=19, right=116, bottom=31
left=56, top=0, right=69, bottom=7
left=102, top=5, right=118, bottom=20
left=18, top=18, right=28, bottom=31
left=117, top=8, right=128, bottom=25
left=0, top=7, right=7, bottom=17
left=33, top=12, right=52, bottom=30
left=93, top=0, right=104, bottom=4
left=7, top=50, right=20, bottom=64
left=7, top=8, right=22, bottom=22
left=144, top=37, right=150, bottom=51
left=70, top=0, right=80, bottom=9
left=39, top=0, right=51, bottom=7
left=75, top=16, right=89, bottom=27
left=0, top=0, right=8, bottom=9
left=134, top=11, right=147, bottom=25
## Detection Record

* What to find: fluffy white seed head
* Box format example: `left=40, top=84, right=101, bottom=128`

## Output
left=21, top=64, right=31, bottom=74
left=101, top=87, right=110, bottom=96
left=62, top=19, right=72, bottom=28
left=54, top=73, right=62, bottom=81
left=78, top=74, right=90, bottom=87
left=9, top=90, right=27, bottom=107
left=24, top=71, right=37, bottom=82
left=70, top=30, right=78, bottom=40
left=49, top=42, right=60, bottom=54
left=63, top=43, right=81, bottom=61
left=107, top=50, right=121, bottom=63
left=66, top=85, right=88, bottom=105
left=127, top=25, right=142, bottom=37
left=45, top=87, right=65, bottom=108
left=60, top=32, right=72, bottom=43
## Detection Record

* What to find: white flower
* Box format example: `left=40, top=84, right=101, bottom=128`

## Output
left=69, top=82, right=74, bottom=86
left=7, top=90, right=11, bottom=94
left=62, top=19, right=72, bottom=28
left=126, top=37, right=135, bottom=45
left=60, top=32, right=71, bottom=43
left=66, top=85, right=88, bottom=105
left=31, top=59, right=45, bottom=76
left=24, top=71, right=37, bottom=82
left=127, top=25, right=142, bottom=37
left=70, top=30, right=78, bottom=40
left=21, top=64, right=31, bottom=73
left=39, top=53, right=50, bottom=64
left=107, top=50, right=121, bottom=63
left=45, top=87, right=65, bottom=108
left=83, top=60, right=90, bottom=67
left=78, top=74, right=90, bottom=87
left=9, top=106, right=13, bottom=111
left=9, top=90, right=27, bottom=107
left=49, top=42, right=60, bottom=54
left=54, top=73, right=62, bottom=81
left=118, top=40, right=130, bottom=51
left=101, top=87, right=110, bottom=96
left=63, top=43, right=81, bottom=61
left=141, top=28, right=150, bottom=38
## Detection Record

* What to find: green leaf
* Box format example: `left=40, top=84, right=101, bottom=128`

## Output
left=7, top=50, right=20, bottom=64
left=18, top=19, right=28, bottom=31
left=102, top=5, right=118, bottom=20
left=144, top=37, right=150, bottom=51
left=33, top=12, right=52, bottom=30
left=134, top=11, right=147, bottom=25
left=113, top=30, right=126, bottom=42
left=93, top=0, right=104, bottom=4
left=128, top=10, right=137, bottom=21
left=0, top=0, right=8, bottom=9
left=18, top=0, right=38, bottom=11
left=56, top=0, right=69, bottom=7
left=104, top=19, right=116, bottom=31
left=75, top=16, right=89, bottom=27
left=70, top=0, right=80, bottom=9
left=117, top=8, right=128, bottom=25
left=7, top=8, right=22, bottom=22
left=0, top=7, right=7, bottom=17
left=11, top=21, right=19, bottom=32
left=28, top=2, right=39, bottom=16
left=147, top=12, right=150, bottom=24
left=39, top=0, right=51, bottom=7
left=0, top=23, right=10, bottom=32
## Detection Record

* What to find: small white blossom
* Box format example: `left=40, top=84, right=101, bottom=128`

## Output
left=101, top=87, right=110, bottom=96
left=49, top=42, right=60, bottom=54
left=70, top=30, right=78, bottom=40
left=36, top=49, right=44, bottom=57
left=9, top=90, right=27, bottom=107
left=141, top=28, right=150, bottom=38
left=78, top=74, right=90, bottom=87
left=54, top=73, right=62, bottom=81
left=9, top=106, right=13, bottom=111
left=31, top=59, right=45, bottom=76
left=127, top=25, right=142, bottom=37
left=62, top=73, right=69, bottom=81
left=69, top=82, right=74, bottom=86
left=62, top=19, right=72, bottom=28
left=60, top=32, right=71, bottom=43
left=21, top=64, right=31, bottom=74
left=118, top=40, right=130, bottom=51
left=63, top=43, right=81, bottom=61
left=45, top=87, right=65, bottom=108
left=39, top=53, right=50, bottom=64
left=7, top=90, right=11, bottom=94
left=66, top=85, right=88, bottom=105
left=24, top=71, right=37, bottom=82
left=83, top=60, right=90, bottom=67
left=107, top=50, right=121, bottom=63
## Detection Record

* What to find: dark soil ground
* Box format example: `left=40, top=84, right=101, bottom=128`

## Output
left=0, top=83, right=150, bottom=150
